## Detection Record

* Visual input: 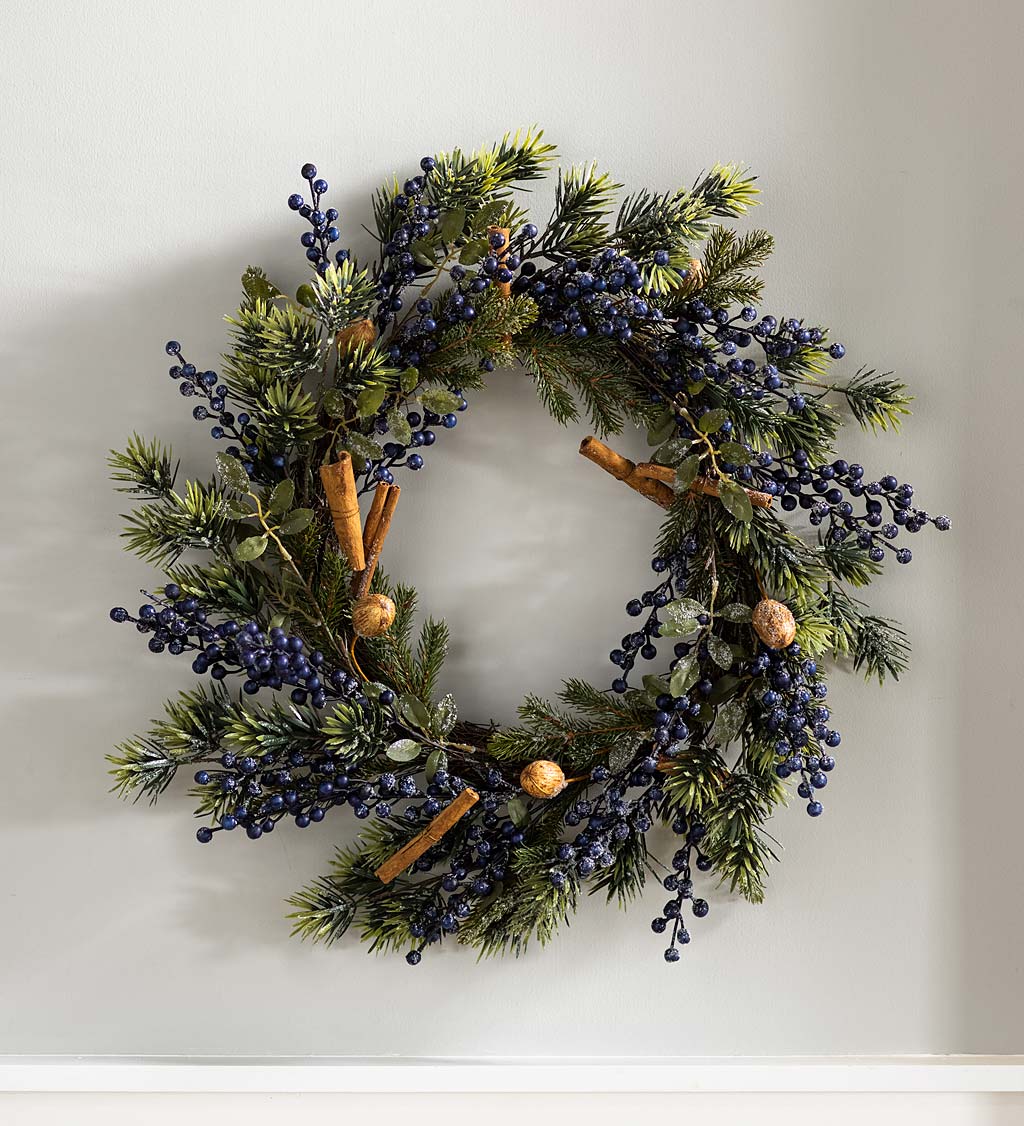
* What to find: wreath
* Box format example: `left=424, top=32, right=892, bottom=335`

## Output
left=108, top=130, right=950, bottom=964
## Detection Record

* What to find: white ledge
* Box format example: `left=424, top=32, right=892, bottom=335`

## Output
left=1, top=1056, right=1022, bottom=1093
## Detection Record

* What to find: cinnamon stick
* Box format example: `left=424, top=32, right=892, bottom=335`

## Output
left=361, top=482, right=390, bottom=559
left=352, top=482, right=400, bottom=597
left=374, top=787, right=479, bottom=884
left=319, top=453, right=365, bottom=570
left=634, top=462, right=773, bottom=509
left=487, top=225, right=512, bottom=299
left=578, top=436, right=675, bottom=509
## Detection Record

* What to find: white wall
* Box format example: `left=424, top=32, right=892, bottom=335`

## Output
left=1, top=0, right=1021, bottom=1061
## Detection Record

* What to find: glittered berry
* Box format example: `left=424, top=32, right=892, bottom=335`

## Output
left=196, top=826, right=213, bottom=844
left=300, top=163, right=317, bottom=180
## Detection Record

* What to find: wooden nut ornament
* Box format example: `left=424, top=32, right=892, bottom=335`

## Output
left=335, top=318, right=376, bottom=356
left=519, top=760, right=566, bottom=799
left=351, top=593, right=396, bottom=638
left=752, top=598, right=797, bottom=650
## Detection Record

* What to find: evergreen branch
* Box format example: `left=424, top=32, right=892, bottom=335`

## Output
left=120, top=479, right=231, bottom=565
left=226, top=298, right=322, bottom=380
left=833, top=368, right=912, bottom=433
left=703, top=771, right=778, bottom=904
left=108, top=435, right=178, bottom=499
left=541, top=164, right=621, bottom=258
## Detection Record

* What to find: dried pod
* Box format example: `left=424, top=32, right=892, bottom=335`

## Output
left=351, top=593, right=396, bottom=638
left=519, top=759, right=566, bottom=799
left=752, top=598, right=797, bottom=649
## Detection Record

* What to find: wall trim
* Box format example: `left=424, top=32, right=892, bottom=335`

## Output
left=1, top=1056, right=1022, bottom=1094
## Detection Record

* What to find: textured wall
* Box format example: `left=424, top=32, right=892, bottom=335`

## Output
left=1, top=0, right=1020, bottom=1056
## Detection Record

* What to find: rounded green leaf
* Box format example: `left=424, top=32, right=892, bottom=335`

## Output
left=717, top=478, right=753, bottom=523
left=718, top=602, right=753, bottom=623
left=420, top=388, right=461, bottom=415
left=234, top=534, right=268, bottom=561
left=669, top=655, right=698, bottom=697
left=386, top=408, right=412, bottom=446
left=707, top=635, right=734, bottom=670
left=718, top=441, right=754, bottom=465
left=507, top=796, right=529, bottom=827
left=385, top=739, right=421, bottom=763
left=674, top=455, right=701, bottom=492
left=698, top=408, right=729, bottom=434
left=277, top=508, right=313, bottom=535
left=322, top=388, right=349, bottom=419
left=216, top=452, right=250, bottom=493
left=267, top=478, right=295, bottom=516
left=356, top=384, right=388, bottom=419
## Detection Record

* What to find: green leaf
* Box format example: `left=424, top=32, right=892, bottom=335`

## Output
left=642, top=674, right=670, bottom=704
left=409, top=239, right=436, bottom=268
left=216, top=452, right=250, bottom=493
left=710, top=700, right=745, bottom=746
left=242, top=266, right=282, bottom=303
left=356, top=384, right=388, bottom=418
left=296, top=283, right=317, bottom=308
left=344, top=432, right=382, bottom=463
left=385, top=739, right=421, bottom=762
left=459, top=238, right=488, bottom=265
left=267, top=478, right=294, bottom=516
left=608, top=732, right=643, bottom=773
left=322, top=388, right=349, bottom=418
left=268, top=613, right=287, bottom=630
left=653, top=438, right=695, bottom=465
left=399, top=367, right=420, bottom=393
left=420, top=388, right=462, bottom=415
left=717, top=478, right=754, bottom=523
left=221, top=499, right=253, bottom=520
left=234, top=534, right=268, bottom=561
left=398, top=694, right=431, bottom=730
left=386, top=408, right=412, bottom=446
left=425, top=748, right=448, bottom=781
left=277, top=508, right=313, bottom=535
left=707, top=635, right=734, bottom=670
left=674, top=455, right=701, bottom=492
left=718, top=602, right=752, bottom=623
left=438, top=206, right=467, bottom=244
left=698, top=409, right=729, bottom=434
left=707, top=674, right=742, bottom=704
left=507, top=796, right=529, bottom=827
left=646, top=410, right=676, bottom=445
left=431, top=693, right=458, bottom=739
left=669, top=656, right=699, bottom=697
left=718, top=441, right=754, bottom=464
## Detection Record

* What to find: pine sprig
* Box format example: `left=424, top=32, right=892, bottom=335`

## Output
left=541, top=164, right=621, bottom=259
left=702, top=771, right=779, bottom=904
left=834, top=368, right=912, bottom=432
left=120, top=479, right=231, bottom=565
left=108, top=435, right=178, bottom=499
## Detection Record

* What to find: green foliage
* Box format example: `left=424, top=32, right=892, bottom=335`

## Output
left=488, top=680, right=650, bottom=772
left=822, top=585, right=911, bottom=682
left=252, top=380, right=322, bottom=447
left=834, top=368, right=912, bottom=432
left=227, top=298, right=321, bottom=380
left=520, top=328, right=656, bottom=436
left=661, top=745, right=728, bottom=816
left=306, top=260, right=377, bottom=334
left=694, top=226, right=774, bottom=308
left=108, top=435, right=178, bottom=499
left=360, top=578, right=450, bottom=703
left=120, top=479, right=230, bottom=565
left=541, top=164, right=621, bottom=258
left=108, top=684, right=233, bottom=803
left=702, top=771, right=779, bottom=904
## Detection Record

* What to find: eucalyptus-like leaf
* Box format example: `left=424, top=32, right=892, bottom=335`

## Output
left=398, top=694, right=431, bottom=730
left=653, top=438, right=694, bottom=466
left=356, top=384, right=388, bottom=418
left=431, top=694, right=458, bottom=739
left=718, top=478, right=754, bottom=523
left=718, top=441, right=754, bottom=465
left=710, top=699, right=745, bottom=747
left=698, top=408, right=729, bottom=434
left=674, top=455, right=701, bottom=492
left=507, top=796, right=529, bottom=827
left=385, top=739, right=421, bottom=763
left=608, top=734, right=642, bottom=773
left=216, top=452, right=250, bottom=493
left=642, top=674, right=670, bottom=704
left=669, top=655, right=698, bottom=697
left=399, top=367, right=419, bottom=393
left=267, top=478, right=294, bottom=515
left=459, top=237, right=488, bottom=265
left=221, top=499, right=254, bottom=520
left=420, top=388, right=462, bottom=415
left=344, top=432, right=382, bottom=462
left=295, top=283, right=316, bottom=308
left=409, top=239, right=436, bottom=268
left=437, top=206, right=466, bottom=244
left=234, top=534, right=268, bottom=562
left=387, top=408, right=412, bottom=446
left=718, top=602, right=753, bottom=623
left=707, top=635, right=734, bottom=670
left=322, top=388, right=349, bottom=418
left=646, top=410, right=676, bottom=446
left=426, top=748, right=448, bottom=781
left=277, top=508, right=313, bottom=535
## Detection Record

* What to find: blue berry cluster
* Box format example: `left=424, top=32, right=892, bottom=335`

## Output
left=287, top=163, right=344, bottom=275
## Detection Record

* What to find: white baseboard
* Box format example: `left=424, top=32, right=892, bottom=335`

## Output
left=1, top=1055, right=1022, bottom=1093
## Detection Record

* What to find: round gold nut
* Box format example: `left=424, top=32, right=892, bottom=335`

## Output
left=351, top=593, right=396, bottom=638
left=519, top=759, right=566, bottom=799
left=335, top=318, right=377, bottom=356
left=752, top=598, right=797, bottom=650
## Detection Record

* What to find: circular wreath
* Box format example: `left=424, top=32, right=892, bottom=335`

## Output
left=108, top=130, right=950, bottom=965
